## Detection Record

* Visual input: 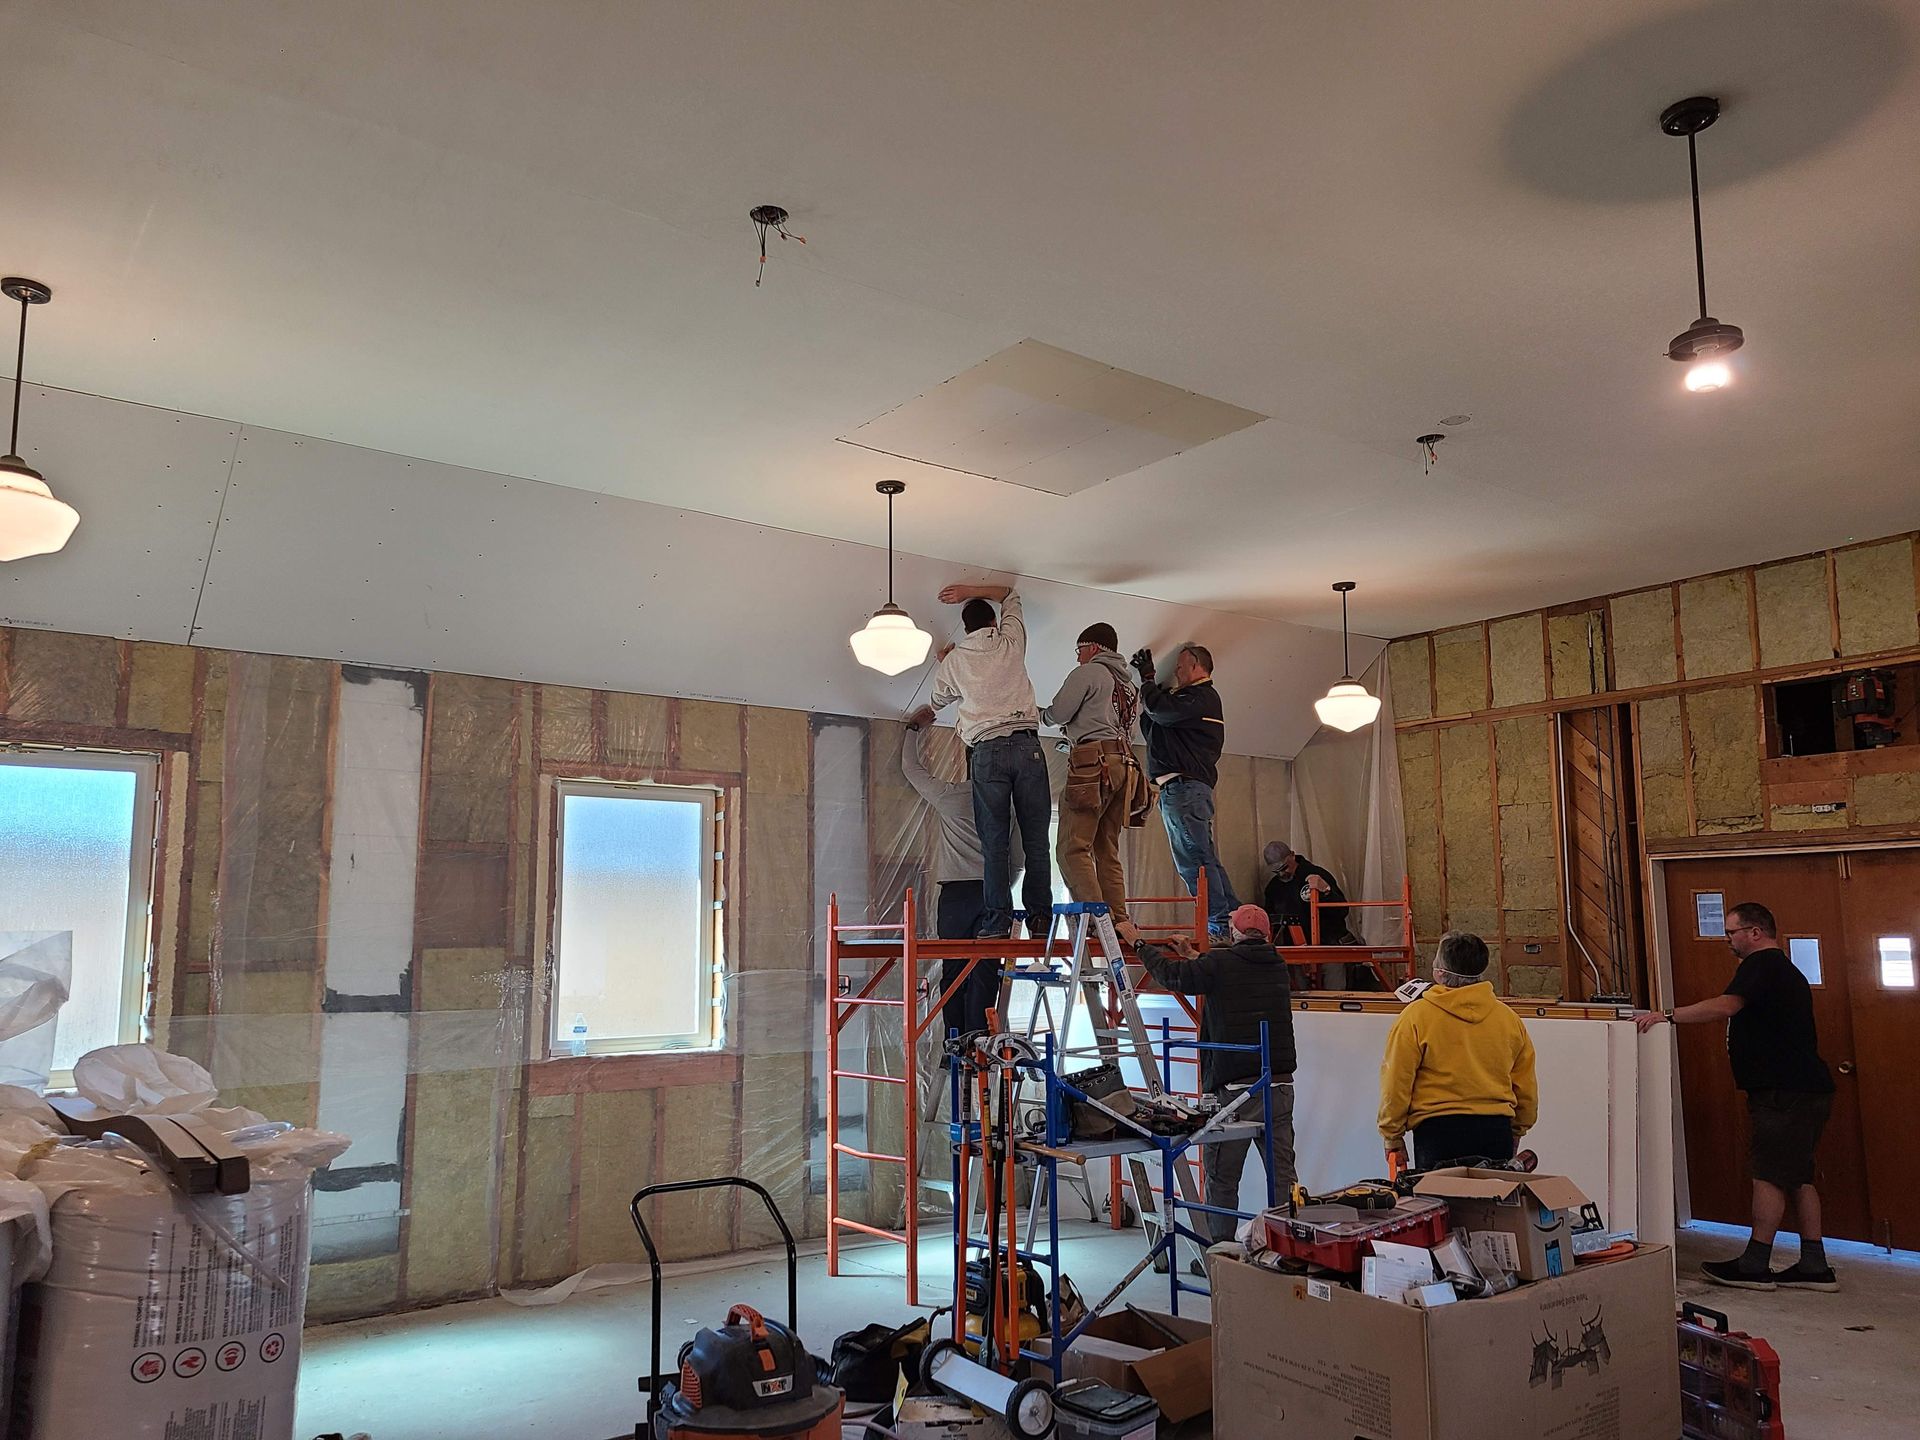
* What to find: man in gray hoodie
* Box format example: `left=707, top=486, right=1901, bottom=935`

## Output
left=1042, top=623, right=1147, bottom=941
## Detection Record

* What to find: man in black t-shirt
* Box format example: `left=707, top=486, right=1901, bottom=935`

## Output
left=1637, top=901, right=1837, bottom=1292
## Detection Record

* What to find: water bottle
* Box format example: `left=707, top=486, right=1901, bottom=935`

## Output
left=569, top=1013, right=589, bottom=1058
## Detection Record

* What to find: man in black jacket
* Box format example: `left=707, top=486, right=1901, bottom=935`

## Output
left=1134, top=642, right=1238, bottom=937
left=1135, top=904, right=1296, bottom=1243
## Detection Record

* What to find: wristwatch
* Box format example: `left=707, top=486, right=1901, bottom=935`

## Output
left=1663, top=1008, right=1674, bottom=1022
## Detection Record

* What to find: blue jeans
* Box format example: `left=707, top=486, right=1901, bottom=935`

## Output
left=1158, top=778, right=1237, bottom=930
left=969, top=731, right=1054, bottom=938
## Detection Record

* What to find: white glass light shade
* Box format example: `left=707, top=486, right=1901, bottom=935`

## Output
left=1314, top=679, right=1381, bottom=732
left=849, top=603, right=932, bottom=675
left=0, top=459, right=79, bottom=562
left=1684, top=361, right=1731, bottom=393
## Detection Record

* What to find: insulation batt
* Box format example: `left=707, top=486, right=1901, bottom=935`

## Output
left=1, top=1046, right=347, bottom=1440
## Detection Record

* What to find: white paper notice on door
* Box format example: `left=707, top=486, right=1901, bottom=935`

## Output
left=1694, top=892, right=1725, bottom=938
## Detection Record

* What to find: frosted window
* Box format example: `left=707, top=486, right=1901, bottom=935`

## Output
left=552, top=785, right=716, bottom=1053
left=1787, top=937, right=1822, bottom=986
left=1879, top=937, right=1916, bottom=991
left=1694, top=892, right=1725, bottom=938
left=0, top=756, right=153, bottom=1073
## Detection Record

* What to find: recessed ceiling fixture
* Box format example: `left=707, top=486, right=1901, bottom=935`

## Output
left=749, top=204, right=805, bottom=288
left=1439, top=414, right=1471, bottom=427
left=1314, top=581, right=1382, bottom=733
left=1416, top=433, right=1445, bottom=474
left=0, top=277, right=78, bottom=563
left=849, top=480, right=932, bottom=676
left=1660, top=96, right=1744, bottom=393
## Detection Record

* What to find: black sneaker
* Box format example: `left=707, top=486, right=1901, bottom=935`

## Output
left=1701, top=1257, right=1775, bottom=1291
left=1772, top=1263, right=1840, bottom=1292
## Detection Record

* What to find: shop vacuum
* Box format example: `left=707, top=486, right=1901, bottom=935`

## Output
left=631, top=1178, right=843, bottom=1440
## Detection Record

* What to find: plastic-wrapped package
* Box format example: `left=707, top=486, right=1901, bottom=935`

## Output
left=0, top=934, right=71, bottom=1092
left=5, top=1046, right=346, bottom=1440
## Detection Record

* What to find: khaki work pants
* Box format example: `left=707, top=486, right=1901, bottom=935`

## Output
left=1056, top=740, right=1139, bottom=927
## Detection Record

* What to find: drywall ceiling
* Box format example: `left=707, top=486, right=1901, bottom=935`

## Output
left=0, top=382, right=1373, bottom=759
left=1, top=0, right=1918, bottom=638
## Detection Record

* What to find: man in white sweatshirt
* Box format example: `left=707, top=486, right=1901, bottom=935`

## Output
left=900, top=716, right=1025, bottom=1035
left=927, top=582, right=1054, bottom=940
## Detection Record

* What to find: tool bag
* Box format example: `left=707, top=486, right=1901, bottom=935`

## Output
left=819, top=1317, right=928, bottom=1406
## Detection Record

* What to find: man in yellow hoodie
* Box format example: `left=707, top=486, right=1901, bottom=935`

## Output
left=1378, top=932, right=1539, bottom=1170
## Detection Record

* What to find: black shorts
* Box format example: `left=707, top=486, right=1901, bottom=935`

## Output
left=1746, top=1089, right=1831, bottom=1190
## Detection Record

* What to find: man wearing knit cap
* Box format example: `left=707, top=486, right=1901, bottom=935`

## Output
left=1135, top=903, right=1297, bottom=1245
left=1042, top=622, right=1147, bottom=942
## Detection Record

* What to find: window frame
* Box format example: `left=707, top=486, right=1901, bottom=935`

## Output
left=547, top=776, right=724, bottom=1058
left=0, top=744, right=160, bottom=1083
left=1784, top=934, right=1823, bottom=987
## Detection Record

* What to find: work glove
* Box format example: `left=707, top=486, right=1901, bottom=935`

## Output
left=1129, top=647, right=1155, bottom=682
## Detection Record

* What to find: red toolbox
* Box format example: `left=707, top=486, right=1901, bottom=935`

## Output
left=1260, top=1194, right=1451, bottom=1273
left=1678, top=1302, right=1785, bottom=1439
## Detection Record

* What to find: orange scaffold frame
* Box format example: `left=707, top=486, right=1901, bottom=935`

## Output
left=823, top=871, right=1418, bottom=1305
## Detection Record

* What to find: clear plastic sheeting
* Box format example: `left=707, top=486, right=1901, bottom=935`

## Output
left=1289, top=652, right=1409, bottom=947
left=0, top=933, right=71, bottom=1089
left=0, top=626, right=1301, bottom=1323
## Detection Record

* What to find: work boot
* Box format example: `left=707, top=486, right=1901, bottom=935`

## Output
left=1700, top=1257, right=1775, bottom=1291
left=1771, top=1262, right=1840, bottom=1292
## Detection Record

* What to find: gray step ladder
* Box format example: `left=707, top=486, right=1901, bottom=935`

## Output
left=979, top=902, right=1205, bottom=1272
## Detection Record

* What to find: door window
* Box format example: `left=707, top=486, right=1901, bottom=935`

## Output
left=1786, top=936, right=1822, bottom=986
left=1878, top=937, right=1915, bottom=990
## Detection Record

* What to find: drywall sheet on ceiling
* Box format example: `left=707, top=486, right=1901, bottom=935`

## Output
left=1609, top=588, right=1678, bottom=691
left=1835, top=538, right=1919, bottom=656
left=0, top=385, right=235, bottom=643
left=839, top=339, right=1266, bottom=496
left=1396, top=730, right=1443, bottom=936
left=1432, top=626, right=1489, bottom=715
left=1686, top=686, right=1762, bottom=833
left=176, top=425, right=1354, bottom=760
left=1438, top=724, right=1495, bottom=936
left=1637, top=695, right=1689, bottom=840
left=1387, top=638, right=1433, bottom=721
left=1754, top=556, right=1834, bottom=669
left=1678, top=573, right=1754, bottom=679
left=1489, top=613, right=1546, bottom=708
left=1548, top=611, right=1604, bottom=699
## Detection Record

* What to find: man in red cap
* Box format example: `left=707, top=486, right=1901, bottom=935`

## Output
left=1135, top=903, right=1297, bottom=1248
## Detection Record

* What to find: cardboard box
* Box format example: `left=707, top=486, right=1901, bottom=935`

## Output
left=892, top=1393, right=1012, bottom=1439
left=1037, top=1309, right=1212, bottom=1423
left=1212, top=1246, right=1681, bottom=1440
left=1413, top=1168, right=1589, bottom=1282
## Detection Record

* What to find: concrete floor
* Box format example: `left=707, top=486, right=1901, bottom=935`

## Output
left=296, top=1223, right=1919, bottom=1440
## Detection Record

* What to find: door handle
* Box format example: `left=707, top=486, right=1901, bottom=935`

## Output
left=1837, top=1061, right=1856, bottom=1076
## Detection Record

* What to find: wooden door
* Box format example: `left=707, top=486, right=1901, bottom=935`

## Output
left=1662, top=854, right=1873, bottom=1240
left=1837, top=850, right=1920, bottom=1250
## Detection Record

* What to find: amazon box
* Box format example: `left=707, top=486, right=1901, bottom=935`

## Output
left=1212, top=1246, right=1679, bottom=1440
left=1413, top=1168, right=1589, bottom=1282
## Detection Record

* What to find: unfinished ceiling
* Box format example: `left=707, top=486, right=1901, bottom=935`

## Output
left=0, top=0, right=1917, bottom=638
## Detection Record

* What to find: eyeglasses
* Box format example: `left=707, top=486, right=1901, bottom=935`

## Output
left=1725, top=924, right=1763, bottom=935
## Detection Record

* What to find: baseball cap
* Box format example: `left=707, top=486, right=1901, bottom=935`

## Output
left=1228, top=904, right=1272, bottom=938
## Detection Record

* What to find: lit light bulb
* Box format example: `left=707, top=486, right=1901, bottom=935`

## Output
left=1685, top=361, right=1732, bottom=393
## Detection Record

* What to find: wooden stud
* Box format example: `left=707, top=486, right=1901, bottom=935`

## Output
left=1486, top=722, right=1506, bottom=989
left=113, top=640, right=132, bottom=728
left=1744, top=568, right=1762, bottom=672
left=1677, top=691, right=1699, bottom=838
left=0, top=626, right=12, bottom=714
left=1826, top=549, right=1843, bottom=658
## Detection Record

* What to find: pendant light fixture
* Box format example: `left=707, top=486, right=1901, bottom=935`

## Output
left=1659, top=97, right=1744, bottom=393
left=1314, top=581, right=1382, bottom=732
left=849, top=480, right=932, bottom=675
left=0, top=277, right=78, bottom=562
